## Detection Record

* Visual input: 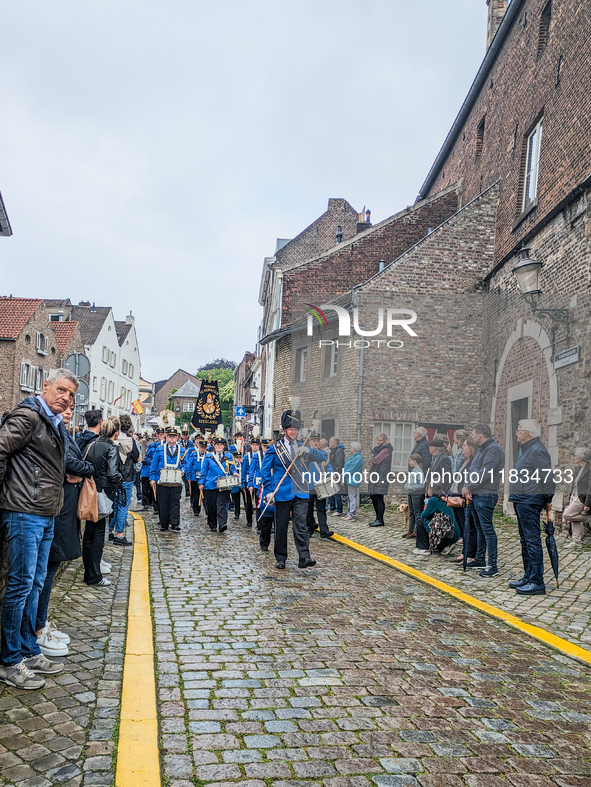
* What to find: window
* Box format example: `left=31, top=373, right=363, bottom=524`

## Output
left=128, top=363, right=134, bottom=377
left=296, top=348, right=308, bottom=383
left=329, top=342, right=338, bottom=377
left=100, top=377, right=107, bottom=401
left=523, top=118, right=543, bottom=211
left=322, top=340, right=338, bottom=378
left=122, top=359, right=128, bottom=375
left=373, top=422, right=414, bottom=468
left=92, top=376, right=98, bottom=392
left=476, top=116, right=485, bottom=160
left=102, top=345, right=109, bottom=363
left=183, top=402, right=196, bottom=412
left=538, top=0, right=551, bottom=56
left=49, top=314, right=62, bottom=322
left=36, top=332, right=48, bottom=355
left=107, top=380, right=114, bottom=403
left=109, top=351, right=116, bottom=368
left=20, top=362, right=32, bottom=390
left=35, top=368, right=43, bottom=393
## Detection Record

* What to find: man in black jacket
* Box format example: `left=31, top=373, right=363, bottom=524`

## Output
left=409, top=427, right=432, bottom=472
left=461, top=423, right=505, bottom=578
left=0, top=369, right=78, bottom=690
left=508, top=419, right=555, bottom=595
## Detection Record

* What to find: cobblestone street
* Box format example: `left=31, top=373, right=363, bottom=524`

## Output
left=2, top=498, right=591, bottom=787
left=334, top=506, right=591, bottom=647
left=151, top=499, right=591, bottom=787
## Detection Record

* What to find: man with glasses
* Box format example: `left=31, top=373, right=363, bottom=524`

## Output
left=507, top=419, right=555, bottom=595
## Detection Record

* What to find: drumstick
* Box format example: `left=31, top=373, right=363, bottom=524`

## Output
left=258, top=434, right=312, bottom=520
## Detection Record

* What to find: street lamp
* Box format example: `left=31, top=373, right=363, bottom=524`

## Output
left=512, top=246, right=569, bottom=334
left=249, top=383, right=258, bottom=403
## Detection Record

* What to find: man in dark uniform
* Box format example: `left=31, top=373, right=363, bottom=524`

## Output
left=261, top=410, right=321, bottom=570
left=179, top=428, right=193, bottom=497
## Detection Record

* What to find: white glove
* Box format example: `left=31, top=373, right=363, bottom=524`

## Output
left=297, top=445, right=310, bottom=456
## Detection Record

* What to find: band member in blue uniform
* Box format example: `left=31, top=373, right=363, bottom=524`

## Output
left=199, top=436, right=238, bottom=533
left=241, top=441, right=254, bottom=528
left=261, top=410, right=321, bottom=570
left=179, top=427, right=194, bottom=497
left=305, top=433, right=335, bottom=539
left=248, top=437, right=273, bottom=549
left=185, top=439, right=208, bottom=517
left=231, top=452, right=243, bottom=520
left=144, top=428, right=165, bottom=513
left=140, top=433, right=157, bottom=510
left=150, top=427, right=184, bottom=532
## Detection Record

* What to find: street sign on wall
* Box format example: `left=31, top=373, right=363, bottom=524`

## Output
left=235, top=406, right=246, bottom=418
left=553, top=345, right=580, bottom=369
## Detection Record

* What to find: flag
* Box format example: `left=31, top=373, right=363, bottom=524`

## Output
left=131, top=399, right=144, bottom=415
left=191, top=380, right=222, bottom=433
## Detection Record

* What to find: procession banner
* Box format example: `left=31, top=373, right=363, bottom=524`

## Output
left=191, top=380, right=222, bottom=433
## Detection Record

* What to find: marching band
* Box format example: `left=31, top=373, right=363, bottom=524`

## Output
left=137, top=408, right=327, bottom=569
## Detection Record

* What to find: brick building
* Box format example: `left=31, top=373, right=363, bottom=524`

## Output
left=0, top=298, right=63, bottom=412
left=255, top=0, right=591, bottom=511
left=154, top=369, right=201, bottom=415
left=169, top=379, right=201, bottom=419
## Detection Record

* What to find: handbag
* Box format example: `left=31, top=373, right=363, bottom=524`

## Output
left=428, top=511, right=454, bottom=552
left=445, top=495, right=466, bottom=508
left=77, top=441, right=99, bottom=522
left=77, top=476, right=99, bottom=522
left=97, top=490, right=114, bottom=517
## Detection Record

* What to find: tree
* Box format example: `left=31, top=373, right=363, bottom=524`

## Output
left=197, top=359, right=236, bottom=373
left=196, top=367, right=233, bottom=387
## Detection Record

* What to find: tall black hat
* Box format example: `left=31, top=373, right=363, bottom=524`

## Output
left=281, top=409, right=302, bottom=430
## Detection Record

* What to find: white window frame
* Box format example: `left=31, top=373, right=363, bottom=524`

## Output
left=102, top=345, right=110, bottom=363
left=107, top=380, right=114, bottom=404
left=36, top=332, right=48, bottom=356
left=92, top=376, right=98, bottom=392
left=128, top=363, right=134, bottom=378
left=523, top=118, right=543, bottom=211
left=100, top=377, right=107, bottom=402
left=297, top=348, right=308, bottom=384
left=109, top=351, right=116, bottom=368
left=20, top=362, right=32, bottom=390
left=35, top=368, right=43, bottom=393
left=373, top=421, right=415, bottom=469
left=183, top=402, right=196, bottom=412
left=329, top=342, right=338, bottom=377
left=122, top=359, right=128, bottom=375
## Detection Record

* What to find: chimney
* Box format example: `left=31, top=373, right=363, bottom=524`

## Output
left=126, top=312, right=134, bottom=326
left=486, top=0, right=509, bottom=50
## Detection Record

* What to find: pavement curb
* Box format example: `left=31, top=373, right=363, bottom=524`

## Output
left=332, top=531, right=591, bottom=668
left=115, top=512, right=161, bottom=787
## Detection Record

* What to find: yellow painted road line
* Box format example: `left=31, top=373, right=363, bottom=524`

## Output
left=331, top=532, right=591, bottom=667
left=115, top=513, right=161, bottom=787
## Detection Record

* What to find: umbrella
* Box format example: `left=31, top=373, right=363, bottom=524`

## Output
left=544, top=509, right=559, bottom=588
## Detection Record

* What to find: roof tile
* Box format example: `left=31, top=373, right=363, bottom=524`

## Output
left=0, top=297, right=42, bottom=339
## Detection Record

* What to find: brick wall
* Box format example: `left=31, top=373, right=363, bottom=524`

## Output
left=423, top=0, right=591, bottom=268
left=274, top=199, right=359, bottom=271
left=282, top=188, right=460, bottom=326
left=154, top=370, right=200, bottom=414
left=0, top=304, right=61, bottom=412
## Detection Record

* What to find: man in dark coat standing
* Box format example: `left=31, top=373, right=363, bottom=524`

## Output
left=409, top=427, right=432, bottom=472
left=0, top=369, right=78, bottom=690
left=508, top=419, right=555, bottom=595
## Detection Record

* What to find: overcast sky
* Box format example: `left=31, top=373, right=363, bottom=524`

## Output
left=1, top=0, right=487, bottom=381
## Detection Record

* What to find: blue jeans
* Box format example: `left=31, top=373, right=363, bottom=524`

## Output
left=328, top=494, right=343, bottom=513
left=110, top=481, right=134, bottom=535
left=514, top=502, right=545, bottom=586
left=35, top=559, right=61, bottom=632
left=472, top=494, right=498, bottom=568
left=1, top=511, right=54, bottom=666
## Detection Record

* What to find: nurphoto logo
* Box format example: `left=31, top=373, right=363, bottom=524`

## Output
left=305, top=303, right=418, bottom=349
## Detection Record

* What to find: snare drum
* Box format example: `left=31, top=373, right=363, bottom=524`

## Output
left=315, top=479, right=340, bottom=500
left=216, top=475, right=235, bottom=491
left=255, top=476, right=262, bottom=486
left=159, top=466, right=183, bottom=486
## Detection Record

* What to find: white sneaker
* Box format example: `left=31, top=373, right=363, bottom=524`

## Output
left=36, top=630, right=69, bottom=657
left=412, top=548, right=430, bottom=555
left=101, top=559, right=112, bottom=568
left=42, top=622, right=71, bottom=645
left=100, top=560, right=111, bottom=574
left=97, top=578, right=111, bottom=586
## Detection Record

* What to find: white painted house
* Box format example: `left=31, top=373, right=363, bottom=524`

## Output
left=70, top=304, right=141, bottom=428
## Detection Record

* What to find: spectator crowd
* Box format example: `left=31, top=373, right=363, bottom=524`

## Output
left=0, top=375, right=589, bottom=692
